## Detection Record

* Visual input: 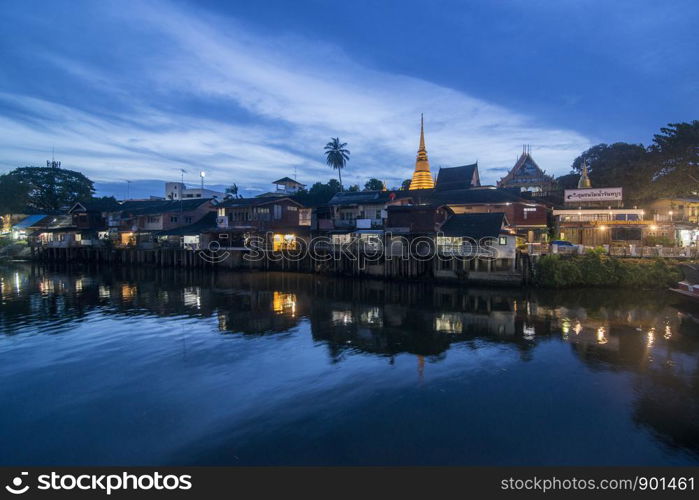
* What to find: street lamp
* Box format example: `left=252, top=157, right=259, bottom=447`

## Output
left=200, top=171, right=206, bottom=191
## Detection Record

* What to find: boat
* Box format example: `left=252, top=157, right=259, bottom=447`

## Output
left=669, top=264, right=699, bottom=303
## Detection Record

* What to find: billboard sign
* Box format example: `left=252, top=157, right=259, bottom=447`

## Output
left=564, top=187, right=623, bottom=203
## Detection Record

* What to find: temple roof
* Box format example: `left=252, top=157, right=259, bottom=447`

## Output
left=498, top=151, right=554, bottom=187
left=435, top=163, right=480, bottom=191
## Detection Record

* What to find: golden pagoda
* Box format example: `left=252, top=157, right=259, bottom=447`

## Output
left=408, top=114, right=435, bottom=190
left=578, top=161, right=592, bottom=189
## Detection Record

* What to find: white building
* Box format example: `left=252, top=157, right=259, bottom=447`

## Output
left=165, top=182, right=225, bottom=201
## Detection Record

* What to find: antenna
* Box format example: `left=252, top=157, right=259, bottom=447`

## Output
left=179, top=168, right=186, bottom=215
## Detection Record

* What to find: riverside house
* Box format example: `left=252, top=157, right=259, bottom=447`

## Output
left=206, top=195, right=311, bottom=251
left=108, top=198, right=216, bottom=248
left=434, top=212, right=517, bottom=279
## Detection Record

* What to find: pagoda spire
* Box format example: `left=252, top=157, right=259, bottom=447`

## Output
left=409, top=113, right=435, bottom=190
left=578, top=160, right=592, bottom=189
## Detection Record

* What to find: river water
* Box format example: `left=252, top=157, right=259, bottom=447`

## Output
left=1, top=263, right=698, bottom=465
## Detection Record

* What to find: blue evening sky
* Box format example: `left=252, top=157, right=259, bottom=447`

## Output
left=1, top=0, right=697, bottom=198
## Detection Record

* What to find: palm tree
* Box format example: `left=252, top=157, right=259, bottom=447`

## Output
left=324, top=138, right=350, bottom=190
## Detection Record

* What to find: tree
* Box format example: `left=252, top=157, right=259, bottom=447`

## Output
left=294, top=179, right=342, bottom=206
left=6, top=166, right=94, bottom=212
left=401, top=179, right=412, bottom=190
left=225, top=183, right=239, bottom=199
left=0, top=173, right=30, bottom=217
left=570, top=143, right=654, bottom=202
left=364, top=178, right=384, bottom=191
left=324, top=138, right=350, bottom=190
left=649, top=121, right=699, bottom=196
left=347, top=184, right=360, bottom=192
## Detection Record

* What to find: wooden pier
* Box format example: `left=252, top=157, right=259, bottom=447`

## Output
left=33, top=246, right=529, bottom=286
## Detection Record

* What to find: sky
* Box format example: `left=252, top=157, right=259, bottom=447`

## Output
left=1, top=0, right=697, bottom=198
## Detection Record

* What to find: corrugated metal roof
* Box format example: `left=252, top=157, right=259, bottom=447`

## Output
left=12, top=214, right=49, bottom=229
left=440, top=212, right=507, bottom=239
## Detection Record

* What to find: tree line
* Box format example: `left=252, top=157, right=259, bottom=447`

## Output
left=562, top=121, right=699, bottom=203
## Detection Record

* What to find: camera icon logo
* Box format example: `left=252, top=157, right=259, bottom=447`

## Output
left=5, top=472, right=29, bottom=495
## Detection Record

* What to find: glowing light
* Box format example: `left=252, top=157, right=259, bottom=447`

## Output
left=561, top=318, right=571, bottom=336
left=574, top=321, right=582, bottom=335
left=647, top=327, right=655, bottom=347
left=523, top=324, right=535, bottom=340
left=664, top=324, right=672, bottom=340
left=650, top=224, right=658, bottom=231
left=598, top=225, right=607, bottom=231
left=596, top=326, right=608, bottom=344
left=272, top=292, right=297, bottom=316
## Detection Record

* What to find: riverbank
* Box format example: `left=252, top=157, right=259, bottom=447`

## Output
left=24, top=245, right=694, bottom=289
left=534, top=250, right=685, bottom=288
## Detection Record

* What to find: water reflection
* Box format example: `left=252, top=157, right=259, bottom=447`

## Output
left=1, top=262, right=699, bottom=465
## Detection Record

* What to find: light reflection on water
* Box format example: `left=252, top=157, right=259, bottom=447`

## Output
left=1, top=263, right=699, bottom=466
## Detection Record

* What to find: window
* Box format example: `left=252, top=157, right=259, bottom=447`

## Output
left=499, top=236, right=507, bottom=245
left=256, top=207, right=271, bottom=221
left=612, top=227, right=642, bottom=241
left=273, top=205, right=282, bottom=220
left=184, top=216, right=193, bottom=224
left=287, top=205, right=298, bottom=212
left=375, top=210, right=382, bottom=220
left=147, top=216, right=159, bottom=223
left=170, top=216, right=178, bottom=223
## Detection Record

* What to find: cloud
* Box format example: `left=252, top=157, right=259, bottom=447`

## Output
left=0, top=0, right=592, bottom=196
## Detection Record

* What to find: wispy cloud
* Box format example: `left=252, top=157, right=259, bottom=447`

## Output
left=0, top=0, right=591, bottom=195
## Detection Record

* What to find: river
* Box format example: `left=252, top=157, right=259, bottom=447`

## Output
left=1, top=263, right=698, bottom=465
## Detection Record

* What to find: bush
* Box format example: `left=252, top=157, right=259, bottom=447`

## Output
left=534, top=252, right=683, bottom=288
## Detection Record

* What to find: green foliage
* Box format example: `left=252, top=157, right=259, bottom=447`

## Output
left=570, top=143, right=653, bottom=202
left=560, top=121, right=699, bottom=202
left=4, top=166, right=94, bottom=212
left=649, top=121, right=699, bottom=196
left=401, top=179, right=412, bottom=190
left=534, top=253, right=682, bottom=289
left=347, top=184, right=360, bottom=192
left=644, top=235, right=676, bottom=247
left=364, top=178, right=384, bottom=191
left=0, top=174, right=30, bottom=215
left=294, top=179, right=342, bottom=206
